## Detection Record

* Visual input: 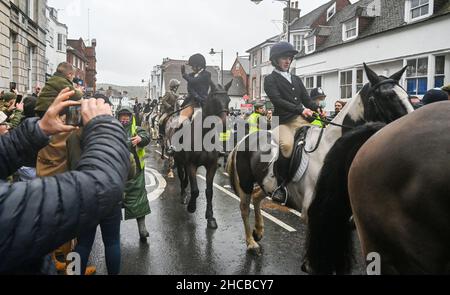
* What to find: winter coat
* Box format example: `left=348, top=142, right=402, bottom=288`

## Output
left=35, top=72, right=83, bottom=114
left=264, top=71, right=318, bottom=125
left=160, top=91, right=178, bottom=114
left=121, top=114, right=151, bottom=220
left=0, top=116, right=130, bottom=273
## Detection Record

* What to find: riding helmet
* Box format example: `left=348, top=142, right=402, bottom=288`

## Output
left=169, top=79, right=181, bottom=89
left=188, top=54, right=207, bottom=69
left=310, top=88, right=327, bottom=100
left=270, top=42, right=299, bottom=65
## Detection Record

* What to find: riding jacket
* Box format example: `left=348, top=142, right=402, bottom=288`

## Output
left=265, top=71, right=318, bottom=125
left=182, top=69, right=211, bottom=107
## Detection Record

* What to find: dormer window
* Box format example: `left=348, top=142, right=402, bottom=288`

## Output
left=405, top=0, right=434, bottom=23
left=327, top=2, right=337, bottom=21
left=305, top=36, right=316, bottom=54
left=342, top=18, right=359, bottom=41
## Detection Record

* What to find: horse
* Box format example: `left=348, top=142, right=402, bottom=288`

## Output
left=226, top=63, right=414, bottom=254
left=170, top=82, right=232, bottom=229
left=305, top=102, right=450, bottom=274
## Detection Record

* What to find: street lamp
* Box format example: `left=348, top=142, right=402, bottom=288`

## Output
left=251, top=0, right=292, bottom=42
left=209, top=48, right=224, bottom=86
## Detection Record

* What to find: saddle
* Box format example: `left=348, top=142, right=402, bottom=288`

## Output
left=288, top=126, right=311, bottom=182
left=273, top=126, right=311, bottom=185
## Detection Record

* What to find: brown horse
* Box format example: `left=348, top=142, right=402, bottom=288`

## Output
left=305, top=102, right=450, bottom=274
left=171, top=82, right=232, bottom=229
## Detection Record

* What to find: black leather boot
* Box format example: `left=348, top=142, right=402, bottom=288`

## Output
left=272, top=154, right=291, bottom=205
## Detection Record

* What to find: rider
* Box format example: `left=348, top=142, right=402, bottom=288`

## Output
left=159, top=79, right=181, bottom=136
left=309, top=87, right=328, bottom=128
left=264, top=41, right=318, bottom=205
left=178, top=53, right=211, bottom=126
left=247, top=101, right=266, bottom=134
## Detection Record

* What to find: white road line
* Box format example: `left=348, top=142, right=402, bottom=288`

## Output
left=144, top=165, right=167, bottom=203
left=197, top=175, right=297, bottom=233
left=156, top=150, right=297, bottom=232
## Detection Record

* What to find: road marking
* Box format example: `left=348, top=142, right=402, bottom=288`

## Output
left=156, top=150, right=297, bottom=232
left=144, top=164, right=167, bottom=203
left=197, top=175, right=296, bottom=233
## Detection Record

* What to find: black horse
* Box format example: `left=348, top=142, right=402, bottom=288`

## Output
left=172, top=82, right=232, bottom=229
left=305, top=102, right=450, bottom=275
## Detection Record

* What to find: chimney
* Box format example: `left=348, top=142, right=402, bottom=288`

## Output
left=284, top=7, right=301, bottom=28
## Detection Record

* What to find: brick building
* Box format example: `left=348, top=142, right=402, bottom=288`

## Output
left=85, top=38, right=97, bottom=93
left=67, top=38, right=87, bottom=84
left=0, top=0, right=47, bottom=93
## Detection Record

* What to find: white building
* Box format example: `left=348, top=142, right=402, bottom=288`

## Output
left=150, top=64, right=163, bottom=100
left=293, top=0, right=450, bottom=112
left=45, top=6, right=68, bottom=79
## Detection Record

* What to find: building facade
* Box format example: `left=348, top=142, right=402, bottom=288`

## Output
left=45, top=5, right=67, bottom=79
left=0, top=0, right=47, bottom=93
left=246, top=0, right=351, bottom=101
left=85, top=38, right=97, bottom=93
left=150, top=64, right=162, bottom=100
left=294, top=0, right=450, bottom=112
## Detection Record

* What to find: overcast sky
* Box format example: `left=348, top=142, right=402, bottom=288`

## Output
left=48, top=0, right=336, bottom=86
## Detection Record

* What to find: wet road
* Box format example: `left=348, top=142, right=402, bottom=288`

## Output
left=89, top=145, right=366, bottom=275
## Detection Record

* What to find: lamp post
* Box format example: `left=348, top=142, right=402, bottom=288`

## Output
left=251, top=0, right=292, bottom=42
left=209, top=48, right=224, bottom=86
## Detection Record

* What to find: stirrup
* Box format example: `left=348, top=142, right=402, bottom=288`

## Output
left=272, top=185, right=289, bottom=206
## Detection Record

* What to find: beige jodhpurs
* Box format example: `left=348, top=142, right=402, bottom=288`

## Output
left=273, top=115, right=310, bottom=158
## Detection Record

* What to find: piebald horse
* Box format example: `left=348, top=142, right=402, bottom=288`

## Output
left=227, top=64, right=413, bottom=254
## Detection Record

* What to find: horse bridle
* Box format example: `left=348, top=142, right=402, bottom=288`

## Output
left=367, top=79, right=405, bottom=123
left=210, top=90, right=230, bottom=117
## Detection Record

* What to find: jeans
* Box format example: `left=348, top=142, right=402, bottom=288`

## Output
left=75, top=206, right=122, bottom=275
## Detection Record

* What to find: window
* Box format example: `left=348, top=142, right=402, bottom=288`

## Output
left=435, top=56, right=445, bottom=88
left=305, top=77, right=314, bottom=94
left=57, top=34, right=64, bottom=51
left=340, top=70, right=353, bottom=99
left=262, top=46, right=271, bottom=63
left=406, top=57, right=428, bottom=95
left=252, top=53, right=257, bottom=67
left=317, top=76, right=322, bottom=88
left=327, top=3, right=336, bottom=21
left=26, top=0, right=34, bottom=20
left=26, top=46, right=34, bottom=92
left=406, top=0, right=433, bottom=22
left=343, top=19, right=358, bottom=41
left=305, top=36, right=316, bottom=54
left=293, top=35, right=304, bottom=52
left=252, top=78, right=257, bottom=99
left=261, top=75, right=267, bottom=97
left=356, top=69, right=364, bottom=92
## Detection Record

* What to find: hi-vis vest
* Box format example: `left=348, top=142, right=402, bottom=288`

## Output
left=247, top=113, right=262, bottom=134
left=132, top=116, right=146, bottom=169
left=311, top=115, right=325, bottom=128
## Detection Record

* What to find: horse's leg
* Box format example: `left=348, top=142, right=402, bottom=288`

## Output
left=205, top=161, right=218, bottom=230
left=187, top=163, right=200, bottom=213
left=176, top=159, right=188, bottom=205
left=252, top=188, right=266, bottom=242
left=168, top=156, right=175, bottom=179
left=240, top=192, right=261, bottom=255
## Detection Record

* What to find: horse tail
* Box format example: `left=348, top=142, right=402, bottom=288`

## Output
left=305, top=122, right=386, bottom=275
left=226, top=147, right=240, bottom=195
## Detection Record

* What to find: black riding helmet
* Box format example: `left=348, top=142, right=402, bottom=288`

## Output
left=188, top=54, right=207, bottom=69
left=270, top=42, right=299, bottom=67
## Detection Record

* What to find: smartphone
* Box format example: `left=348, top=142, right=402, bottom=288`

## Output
left=10, top=82, right=17, bottom=92
left=66, top=105, right=82, bottom=127
left=16, top=95, right=23, bottom=104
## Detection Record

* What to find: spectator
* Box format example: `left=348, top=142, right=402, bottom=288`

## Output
left=0, top=92, right=24, bottom=129
left=422, top=89, right=449, bottom=106
left=442, top=84, right=450, bottom=99
left=409, top=95, right=423, bottom=110
left=0, top=88, right=130, bottom=274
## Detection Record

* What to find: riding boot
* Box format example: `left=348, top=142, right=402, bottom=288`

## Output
left=272, top=154, right=291, bottom=205
left=137, top=217, right=149, bottom=242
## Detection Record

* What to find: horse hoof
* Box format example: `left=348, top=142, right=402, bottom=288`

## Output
left=207, top=218, right=218, bottom=230
left=247, top=245, right=262, bottom=256
left=301, top=261, right=312, bottom=274
left=168, top=172, right=175, bottom=179
left=187, top=202, right=197, bottom=214
left=252, top=230, right=263, bottom=242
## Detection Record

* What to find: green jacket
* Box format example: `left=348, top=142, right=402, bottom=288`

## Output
left=0, top=101, right=23, bottom=129
left=35, top=72, right=83, bottom=113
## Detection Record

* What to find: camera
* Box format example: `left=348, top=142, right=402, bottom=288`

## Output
left=66, top=105, right=82, bottom=127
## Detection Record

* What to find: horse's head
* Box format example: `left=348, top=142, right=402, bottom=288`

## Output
left=203, top=81, right=232, bottom=126
left=344, top=63, right=414, bottom=127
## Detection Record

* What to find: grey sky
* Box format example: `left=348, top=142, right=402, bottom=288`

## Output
left=48, top=0, right=336, bottom=86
